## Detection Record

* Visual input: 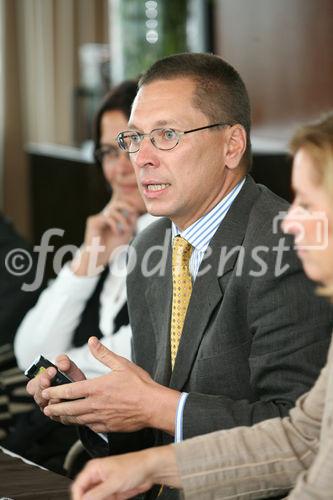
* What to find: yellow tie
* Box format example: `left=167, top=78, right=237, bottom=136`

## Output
left=170, top=236, right=193, bottom=368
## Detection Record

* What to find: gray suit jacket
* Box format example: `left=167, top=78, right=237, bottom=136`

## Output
left=176, top=333, right=333, bottom=499
left=116, top=176, right=333, bottom=498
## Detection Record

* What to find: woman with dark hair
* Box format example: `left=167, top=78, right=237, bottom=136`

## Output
left=14, top=81, right=154, bottom=379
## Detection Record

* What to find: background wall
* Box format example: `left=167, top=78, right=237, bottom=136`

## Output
left=2, top=0, right=108, bottom=237
left=214, top=0, right=333, bottom=141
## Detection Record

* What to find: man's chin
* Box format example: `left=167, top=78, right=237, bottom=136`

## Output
left=144, top=201, right=169, bottom=218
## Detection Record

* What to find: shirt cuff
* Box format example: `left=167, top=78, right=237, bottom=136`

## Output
left=174, top=392, right=189, bottom=443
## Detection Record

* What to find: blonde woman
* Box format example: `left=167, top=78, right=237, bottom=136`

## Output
left=72, top=113, right=333, bottom=500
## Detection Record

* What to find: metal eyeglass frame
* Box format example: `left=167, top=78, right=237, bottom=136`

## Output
left=116, top=122, right=232, bottom=153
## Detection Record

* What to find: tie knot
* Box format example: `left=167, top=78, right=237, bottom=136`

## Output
left=172, top=236, right=193, bottom=267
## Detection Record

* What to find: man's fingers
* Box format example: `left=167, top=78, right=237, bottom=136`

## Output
left=55, top=355, right=86, bottom=381
left=44, top=406, right=107, bottom=431
left=43, top=398, right=92, bottom=418
left=55, top=354, right=71, bottom=370
left=26, top=367, right=55, bottom=395
left=89, top=337, right=151, bottom=384
left=26, top=367, right=58, bottom=409
left=42, top=378, right=89, bottom=401
left=88, top=337, right=125, bottom=369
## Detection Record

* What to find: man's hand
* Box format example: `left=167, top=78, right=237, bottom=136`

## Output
left=26, top=354, right=86, bottom=412
left=71, top=199, right=138, bottom=276
left=42, top=337, right=181, bottom=434
left=71, top=445, right=181, bottom=500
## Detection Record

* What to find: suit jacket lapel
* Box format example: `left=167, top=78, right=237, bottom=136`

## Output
left=170, top=176, right=260, bottom=389
left=144, top=221, right=173, bottom=386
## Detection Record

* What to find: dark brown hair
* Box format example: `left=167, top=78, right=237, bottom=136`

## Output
left=139, top=53, right=252, bottom=170
left=93, top=80, right=138, bottom=165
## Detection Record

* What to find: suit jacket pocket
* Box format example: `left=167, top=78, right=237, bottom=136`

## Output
left=192, top=341, right=253, bottom=400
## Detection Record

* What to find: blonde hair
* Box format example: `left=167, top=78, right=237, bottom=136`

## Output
left=290, top=112, right=333, bottom=301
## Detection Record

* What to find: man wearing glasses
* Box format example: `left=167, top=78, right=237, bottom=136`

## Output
left=29, top=53, right=332, bottom=499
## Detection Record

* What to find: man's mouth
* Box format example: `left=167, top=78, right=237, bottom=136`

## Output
left=145, top=183, right=170, bottom=191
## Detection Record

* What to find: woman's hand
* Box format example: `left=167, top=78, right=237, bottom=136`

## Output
left=71, top=200, right=139, bottom=276
left=71, top=445, right=181, bottom=500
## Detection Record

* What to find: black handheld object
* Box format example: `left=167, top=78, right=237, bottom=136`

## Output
left=24, top=355, right=72, bottom=386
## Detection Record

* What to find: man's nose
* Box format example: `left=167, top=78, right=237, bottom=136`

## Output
left=132, top=137, right=159, bottom=169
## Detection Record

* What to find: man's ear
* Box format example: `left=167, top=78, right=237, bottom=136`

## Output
left=224, top=125, right=247, bottom=170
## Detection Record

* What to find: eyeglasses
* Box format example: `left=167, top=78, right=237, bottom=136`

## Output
left=116, top=122, right=231, bottom=154
left=94, top=144, right=123, bottom=164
